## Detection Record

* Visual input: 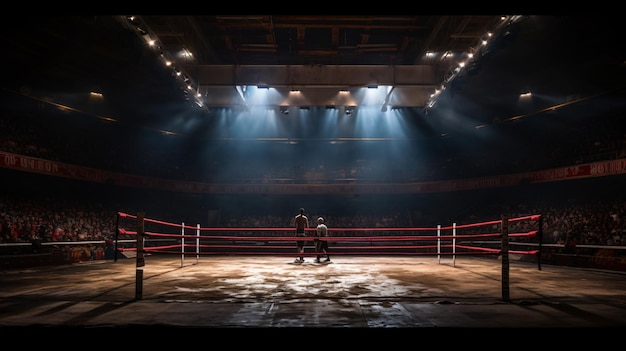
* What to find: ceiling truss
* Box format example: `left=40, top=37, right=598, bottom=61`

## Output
left=119, top=15, right=510, bottom=109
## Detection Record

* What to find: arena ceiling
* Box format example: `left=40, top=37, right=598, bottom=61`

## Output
left=133, top=15, right=505, bottom=66
left=118, top=15, right=510, bottom=109
left=1, top=15, right=625, bottom=133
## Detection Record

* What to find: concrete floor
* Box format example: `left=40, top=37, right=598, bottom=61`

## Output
left=1, top=255, right=625, bottom=330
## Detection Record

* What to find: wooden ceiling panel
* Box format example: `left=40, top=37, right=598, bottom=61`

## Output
left=140, top=15, right=505, bottom=66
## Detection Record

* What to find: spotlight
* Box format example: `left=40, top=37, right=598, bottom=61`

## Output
left=520, top=91, right=532, bottom=98
left=345, top=106, right=354, bottom=115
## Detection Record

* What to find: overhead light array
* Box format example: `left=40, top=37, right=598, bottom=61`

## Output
left=424, top=15, right=524, bottom=114
left=122, top=16, right=206, bottom=110
left=122, top=15, right=520, bottom=114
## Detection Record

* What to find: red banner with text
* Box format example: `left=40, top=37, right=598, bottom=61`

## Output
left=1, top=151, right=625, bottom=195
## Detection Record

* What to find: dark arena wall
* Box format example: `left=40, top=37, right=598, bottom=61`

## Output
left=3, top=165, right=626, bottom=223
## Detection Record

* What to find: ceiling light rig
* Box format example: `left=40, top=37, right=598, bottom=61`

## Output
left=424, top=15, right=525, bottom=114
left=120, top=15, right=207, bottom=111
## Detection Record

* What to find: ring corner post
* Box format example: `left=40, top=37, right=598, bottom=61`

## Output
left=135, top=212, right=145, bottom=300
left=537, top=215, right=543, bottom=271
left=196, top=223, right=200, bottom=264
left=114, top=212, right=120, bottom=262
left=501, top=214, right=510, bottom=302
left=452, top=222, right=457, bottom=267
left=437, top=224, right=441, bottom=264
left=181, top=222, right=185, bottom=268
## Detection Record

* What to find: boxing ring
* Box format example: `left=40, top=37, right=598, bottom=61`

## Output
left=115, top=212, right=543, bottom=301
